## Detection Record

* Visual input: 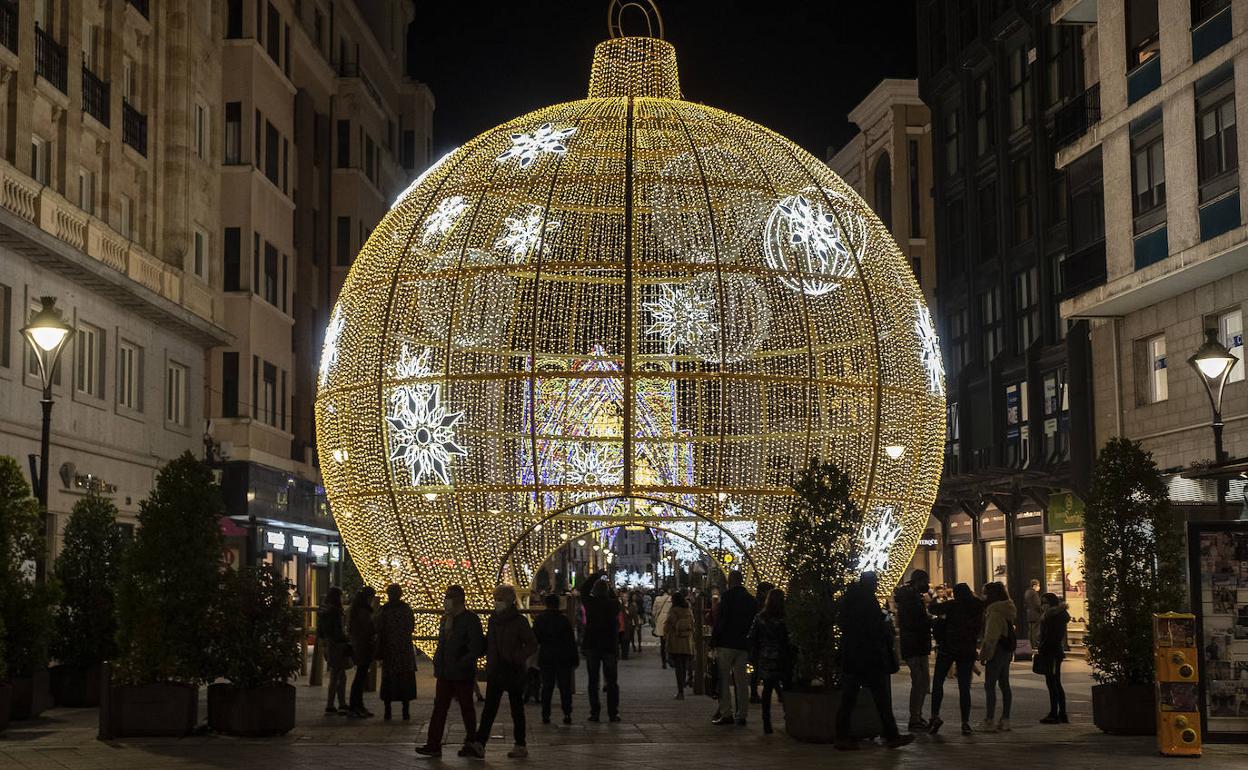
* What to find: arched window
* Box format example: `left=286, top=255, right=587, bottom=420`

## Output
left=874, top=152, right=893, bottom=229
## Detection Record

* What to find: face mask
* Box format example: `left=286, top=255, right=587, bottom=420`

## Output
left=443, top=597, right=454, bottom=612
left=494, top=600, right=510, bottom=612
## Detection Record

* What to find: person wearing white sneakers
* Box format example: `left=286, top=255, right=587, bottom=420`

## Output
left=978, top=581, right=1018, bottom=734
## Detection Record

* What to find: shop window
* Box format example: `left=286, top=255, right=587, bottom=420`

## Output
left=1004, top=380, right=1030, bottom=468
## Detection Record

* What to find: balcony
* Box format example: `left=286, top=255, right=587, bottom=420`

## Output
left=337, top=60, right=384, bottom=112
left=0, top=1, right=16, bottom=53
left=1053, top=83, right=1100, bottom=151
left=34, top=24, right=66, bottom=94
left=1127, top=55, right=1161, bottom=106
left=122, top=99, right=147, bottom=156
left=1193, top=5, right=1232, bottom=63
left=126, top=0, right=149, bottom=20
left=81, top=63, right=109, bottom=127
left=1060, top=239, right=1106, bottom=298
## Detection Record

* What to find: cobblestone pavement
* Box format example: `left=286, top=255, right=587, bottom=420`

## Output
left=3, top=641, right=1248, bottom=768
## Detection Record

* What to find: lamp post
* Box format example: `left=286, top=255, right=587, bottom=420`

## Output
left=1189, top=328, right=1239, bottom=518
left=20, top=296, right=73, bottom=582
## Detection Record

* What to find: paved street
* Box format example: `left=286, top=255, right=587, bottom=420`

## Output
left=3, top=640, right=1248, bottom=769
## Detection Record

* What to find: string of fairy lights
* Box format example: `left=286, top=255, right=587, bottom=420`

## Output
left=315, top=34, right=945, bottom=650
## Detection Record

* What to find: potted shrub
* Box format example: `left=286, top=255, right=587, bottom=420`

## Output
left=781, top=458, right=875, bottom=742
left=0, top=456, right=58, bottom=720
left=105, top=452, right=224, bottom=738
left=207, top=565, right=302, bottom=735
left=50, top=493, right=125, bottom=707
left=1084, top=437, right=1184, bottom=735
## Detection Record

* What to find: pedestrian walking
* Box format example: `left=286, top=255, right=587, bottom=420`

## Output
left=652, top=588, right=673, bottom=668
left=1035, top=592, right=1070, bottom=724
left=533, top=593, right=578, bottom=725
left=662, top=591, right=695, bottom=699
left=416, top=585, right=485, bottom=758
left=376, top=583, right=418, bottom=721
left=318, top=586, right=351, bottom=715
left=1024, top=579, right=1043, bottom=650
left=978, top=581, right=1017, bottom=733
left=747, top=588, right=791, bottom=735
left=928, top=582, right=984, bottom=735
left=834, top=572, right=912, bottom=750
left=617, top=590, right=632, bottom=660
left=630, top=592, right=645, bottom=653
left=465, top=585, right=539, bottom=759
left=582, top=578, right=622, bottom=722
left=894, top=569, right=933, bottom=730
left=711, top=570, right=757, bottom=726
left=347, top=586, right=377, bottom=718
left=749, top=581, right=776, bottom=704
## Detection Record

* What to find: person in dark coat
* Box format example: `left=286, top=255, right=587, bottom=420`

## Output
left=749, top=581, right=776, bottom=704
left=347, top=586, right=377, bottom=718
left=533, top=593, right=578, bottom=724
left=927, top=582, right=985, bottom=736
left=581, top=577, right=622, bottom=722
left=893, top=569, right=932, bottom=730
left=376, top=583, right=418, bottom=721
left=835, top=572, right=912, bottom=750
left=712, top=570, right=757, bottom=726
left=416, top=585, right=485, bottom=758
left=747, top=588, right=791, bottom=735
left=465, top=584, right=539, bottom=759
left=318, top=586, right=350, bottom=715
left=1036, top=592, right=1071, bottom=724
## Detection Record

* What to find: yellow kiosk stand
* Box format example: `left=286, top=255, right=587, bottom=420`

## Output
left=1154, top=612, right=1201, bottom=756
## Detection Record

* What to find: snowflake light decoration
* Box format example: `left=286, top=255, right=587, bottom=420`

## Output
left=421, top=195, right=469, bottom=246
left=643, top=282, right=715, bottom=353
left=763, top=194, right=860, bottom=296
left=318, top=305, right=345, bottom=388
left=385, top=345, right=465, bottom=486
left=496, top=123, right=577, bottom=168
left=495, top=205, right=562, bottom=262
left=915, top=301, right=946, bottom=396
left=564, top=442, right=623, bottom=487
left=857, top=505, right=903, bottom=574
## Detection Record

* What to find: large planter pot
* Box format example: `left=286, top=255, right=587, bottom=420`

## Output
left=783, top=686, right=881, bottom=743
left=101, top=682, right=198, bottom=738
left=50, top=663, right=102, bottom=707
left=207, top=683, right=296, bottom=736
left=0, top=681, right=11, bottom=733
left=9, top=668, right=52, bottom=720
left=1092, top=683, right=1156, bottom=735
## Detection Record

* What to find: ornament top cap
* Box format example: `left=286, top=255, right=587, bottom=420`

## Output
left=588, top=36, right=682, bottom=100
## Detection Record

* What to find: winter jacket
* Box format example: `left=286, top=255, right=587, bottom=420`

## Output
left=349, top=603, right=376, bottom=663
left=930, top=595, right=984, bottom=660
left=432, top=609, right=485, bottom=681
left=747, top=612, right=792, bottom=682
left=712, top=585, right=757, bottom=651
left=533, top=608, right=579, bottom=669
left=318, top=605, right=350, bottom=668
left=663, top=605, right=696, bottom=656
left=1024, top=588, right=1044, bottom=624
left=375, top=599, right=417, bottom=673
left=484, top=605, right=539, bottom=683
left=838, top=581, right=895, bottom=676
left=979, top=599, right=1018, bottom=661
left=581, top=593, right=622, bottom=655
left=652, top=593, right=673, bottom=636
left=1037, top=603, right=1070, bottom=660
left=893, top=583, right=932, bottom=659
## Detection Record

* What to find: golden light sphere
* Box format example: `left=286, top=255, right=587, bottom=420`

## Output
left=315, top=35, right=945, bottom=644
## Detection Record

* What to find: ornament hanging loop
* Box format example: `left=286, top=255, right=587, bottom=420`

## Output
left=608, top=0, right=665, bottom=40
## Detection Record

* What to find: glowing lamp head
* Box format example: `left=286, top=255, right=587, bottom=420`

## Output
left=1190, top=328, right=1236, bottom=383
left=884, top=445, right=906, bottom=460
left=21, top=296, right=72, bottom=390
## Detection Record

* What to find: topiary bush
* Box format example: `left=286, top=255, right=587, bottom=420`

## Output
left=783, top=458, right=865, bottom=689
left=212, top=565, right=302, bottom=689
left=0, top=456, right=58, bottom=679
left=1083, top=437, right=1185, bottom=686
left=52, top=494, right=125, bottom=668
left=115, top=452, right=224, bottom=685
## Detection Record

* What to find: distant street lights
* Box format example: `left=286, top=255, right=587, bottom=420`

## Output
left=1189, top=328, right=1239, bottom=518
left=20, top=296, right=73, bottom=581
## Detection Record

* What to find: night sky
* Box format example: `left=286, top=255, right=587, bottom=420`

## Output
left=409, top=1, right=917, bottom=161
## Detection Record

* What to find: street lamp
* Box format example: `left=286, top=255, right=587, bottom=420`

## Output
left=20, top=296, right=72, bottom=581
left=1189, top=327, right=1239, bottom=517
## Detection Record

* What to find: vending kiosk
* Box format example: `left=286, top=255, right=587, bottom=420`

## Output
left=1154, top=612, right=1201, bottom=756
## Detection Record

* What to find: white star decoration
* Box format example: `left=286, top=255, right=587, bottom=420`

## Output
left=318, top=305, right=345, bottom=388
left=643, top=283, right=715, bottom=353
left=915, top=301, right=946, bottom=396
left=421, top=195, right=469, bottom=246
left=495, top=205, right=561, bottom=262
left=858, top=505, right=903, bottom=574
left=497, top=123, right=577, bottom=168
left=763, top=194, right=860, bottom=296
left=564, top=442, right=623, bottom=487
left=385, top=345, right=466, bottom=486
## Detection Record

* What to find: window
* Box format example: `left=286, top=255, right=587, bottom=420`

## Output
left=118, top=195, right=133, bottom=239
left=1126, top=0, right=1160, bottom=68
left=0, top=283, right=10, bottom=368
left=365, top=134, right=376, bottom=183
left=264, top=241, right=279, bottom=305
left=1197, top=75, right=1237, bottom=203
left=1007, top=47, right=1031, bottom=134
left=1042, top=368, right=1070, bottom=464
left=224, top=102, right=241, bottom=164
left=1069, top=149, right=1105, bottom=249
left=1012, top=157, right=1033, bottom=243
left=943, top=110, right=959, bottom=176
left=166, top=361, right=187, bottom=425
left=873, top=152, right=892, bottom=230
left=83, top=21, right=101, bottom=74
left=945, top=308, right=969, bottom=375
left=1194, top=0, right=1231, bottom=25
left=76, top=322, right=104, bottom=398
left=193, top=228, right=208, bottom=279
left=118, top=341, right=141, bottom=411
left=251, top=354, right=259, bottom=418
left=1048, top=170, right=1067, bottom=227
left=1045, top=24, right=1075, bottom=108
left=1004, top=381, right=1030, bottom=468
left=281, top=137, right=289, bottom=193
left=1220, top=309, right=1244, bottom=383
left=977, top=182, right=998, bottom=261
left=337, top=119, right=350, bottom=168
left=944, top=197, right=965, bottom=279
left=224, top=227, right=241, bottom=291
left=122, top=57, right=137, bottom=108
left=974, top=75, right=993, bottom=156
left=1014, top=267, right=1040, bottom=352
left=222, top=351, right=239, bottom=417
left=31, top=135, right=50, bottom=185
left=957, top=0, right=978, bottom=46
left=908, top=139, right=922, bottom=238
left=1051, top=253, right=1069, bottom=342
left=336, top=216, right=352, bottom=266
left=1145, top=334, right=1168, bottom=403
left=266, top=2, right=281, bottom=63
left=254, top=109, right=261, bottom=166
left=263, top=361, right=277, bottom=427
left=313, top=9, right=324, bottom=51
left=264, top=120, right=279, bottom=184
left=929, top=1, right=948, bottom=72
left=253, top=232, right=260, bottom=294
left=195, top=102, right=208, bottom=160
left=226, top=0, right=243, bottom=38
left=1131, top=118, right=1166, bottom=227
left=980, top=286, right=1004, bottom=363
left=78, top=169, right=95, bottom=215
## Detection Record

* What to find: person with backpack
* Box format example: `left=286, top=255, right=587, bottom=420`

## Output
left=1035, top=592, right=1071, bottom=724
left=532, top=593, right=578, bottom=725
left=928, top=582, right=984, bottom=735
left=662, top=591, right=696, bottom=699
left=978, top=581, right=1018, bottom=733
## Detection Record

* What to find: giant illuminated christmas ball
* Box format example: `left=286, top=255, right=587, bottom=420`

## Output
left=316, top=32, right=945, bottom=641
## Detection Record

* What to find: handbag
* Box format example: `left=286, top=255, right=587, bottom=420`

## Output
left=1031, top=651, right=1049, bottom=675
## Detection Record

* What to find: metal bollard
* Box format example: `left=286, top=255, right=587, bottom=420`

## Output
left=310, top=638, right=324, bottom=686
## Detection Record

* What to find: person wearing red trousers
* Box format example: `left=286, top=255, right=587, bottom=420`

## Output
left=416, top=585, right=485, bottom=758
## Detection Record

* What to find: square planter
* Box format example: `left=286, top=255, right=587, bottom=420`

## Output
left=1092, top=683, right=1157, bottom=735
left=9, top=668, right=52, bottom=720
left=207, top=683, right=296, bottom=736
left=50, top=663, right=102, bottom=707
left=783, top=686, right=881, bottom=743
left=100, top=682, right=198, bottom=739
left=0, top=681, right=11, bottom=733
